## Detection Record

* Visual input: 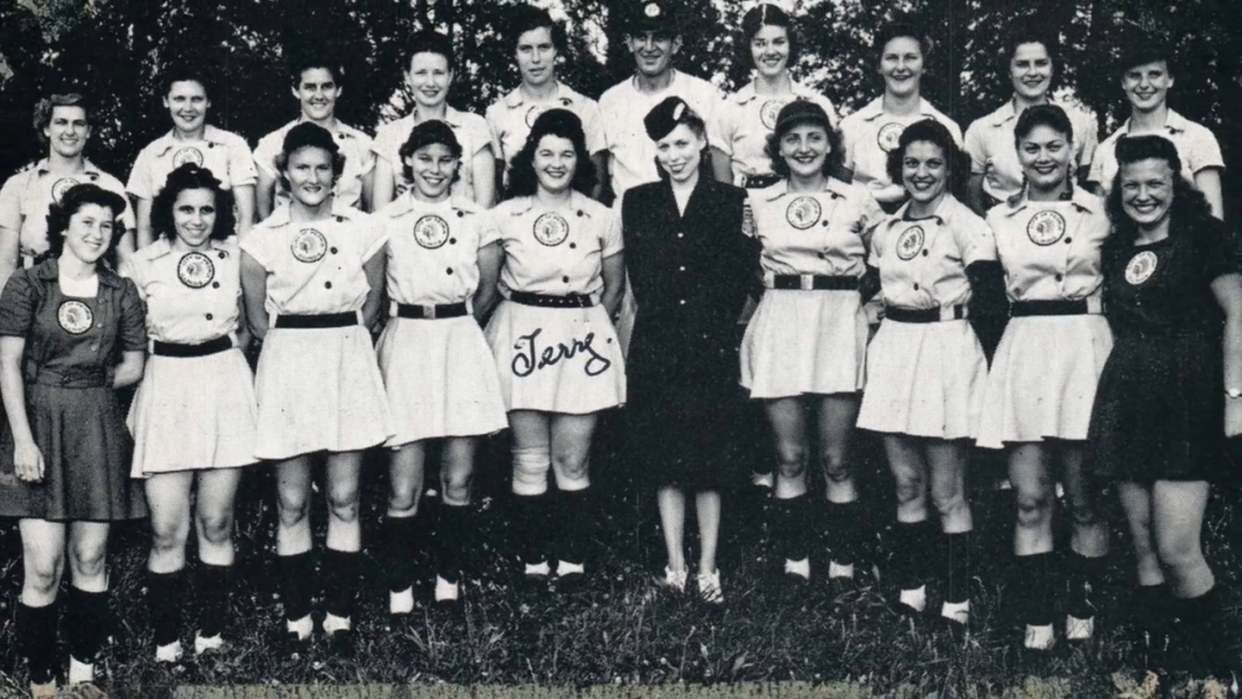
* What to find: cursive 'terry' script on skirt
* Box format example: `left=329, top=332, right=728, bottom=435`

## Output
left=511, top=327, right=613, bottom=377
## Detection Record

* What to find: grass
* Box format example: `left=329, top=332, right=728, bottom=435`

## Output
left=0, top=419, right=1238, bottom=697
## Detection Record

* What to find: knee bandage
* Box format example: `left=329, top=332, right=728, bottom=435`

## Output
left=511, top=445, right=551, bottom=496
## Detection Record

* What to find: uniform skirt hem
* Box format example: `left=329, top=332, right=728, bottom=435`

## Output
left=740, top=289, right=867, bottom=399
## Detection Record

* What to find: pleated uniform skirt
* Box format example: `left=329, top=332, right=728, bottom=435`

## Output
left=740, top=289, right=867, bottom=398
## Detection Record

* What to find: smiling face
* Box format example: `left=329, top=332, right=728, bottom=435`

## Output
left=532, top=134, right=577, bottom=194
left=406, top=52, right=453, bottom=110
left=293, top=68, right=340, bottom=122
left=1010, top=42, right=1053, bottom=102
left=879, top=36, right=924, bottom=99
left=1119, top=157, right=1175, bottom=230
left=654, top=122, right=704, bottom=183
left=778, top=121, right=830, bottom=181
left=164, top=80, right=209, bottom=134
left=172, top=187, right=217, bottom=249
left=283, top=145, right=336, bottom=208
left=62, top=203, right=116, bottom=265
left=406, top=143, right=459, bottom=200
left=901, top=140, right=948, bottom=206
left=44, top=105, right=89, bottom=159
left=627, top=30, right=681, bottom=78
left=516, top=26, right=558, bottom=88
left=750, top=24, right=791, bottom=79
left=1122, top=60, right=1173, bottom=113
left=1017, top=123, right=1071, bottom=193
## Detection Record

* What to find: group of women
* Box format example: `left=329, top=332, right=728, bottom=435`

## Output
left=0, top=1, right=1238, bottom=694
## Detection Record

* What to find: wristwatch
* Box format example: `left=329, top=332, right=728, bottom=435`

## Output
left=1227, top=388, right=1242, bottom=399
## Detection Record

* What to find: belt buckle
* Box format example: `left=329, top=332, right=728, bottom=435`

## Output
left=800, top=274, right=814, bottom=291
left=421, top=304, right=437, bottom=320
left=1085, top=297, right=1103, bottom=314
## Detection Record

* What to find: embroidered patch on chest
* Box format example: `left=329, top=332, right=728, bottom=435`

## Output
left=1124, top=250, right=1159, bottom=285
left=533, top=212, right=570, bottom=247
left=177, top=252, right=216, bottom=288
left=291, top=228, right=328, bottom=263
left=413, top=214, right=450, bottom=249
left=896, top=225, right=925, bottom=261
left=57, top=300, right=93, bottom=334
left=1026, top=210, right=1067, bottom=246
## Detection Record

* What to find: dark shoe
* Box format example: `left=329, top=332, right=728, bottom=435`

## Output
left=325, top=629, right=355, bottom=659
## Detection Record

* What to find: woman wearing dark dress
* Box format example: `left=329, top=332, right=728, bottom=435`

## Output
left=623, top=97, right=752, bottom=604
left=1089, top=134, right=1242, bottom=680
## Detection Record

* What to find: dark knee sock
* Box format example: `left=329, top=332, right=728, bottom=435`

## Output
left=559, top=488, right=592, bottom=565
left=942, top=531, right=973, bottom=605
left=435, top=503, right=470, bottom=583
left=1133, top=583, right=1170, bottom=635
left=1175, top=585, right=1236, bottom=675
left=774, top=493, right=812, bottom=562
left=1066, top=550, right=1106, bottom=619
left=511, top=493, right=549, bottom=565
left=323, top=549, right=360, bottom=620
left=890, top=520, right=932, bottom=591
left=278, top=551, right=314, bottom=622
left=195, top=563, right=231, bottom=638
left=826, top=500, right=863, bottom=566
left=381, top=515, right=421, bottom=592
left=146, top=570, right=184, bottom=646
left=1014, top=552, right=1056, bottom=626
left=17, top=601, right=57, bottom=684
left=67, top=587, right=110, bottom=662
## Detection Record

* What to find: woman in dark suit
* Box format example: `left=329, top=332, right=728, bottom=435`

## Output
left=622, top=97, right=753, bottom=604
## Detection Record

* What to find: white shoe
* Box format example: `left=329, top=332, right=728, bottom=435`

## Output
left=827, top=561, right=855, bottom=580
left=1066, top=614, right=1095, bottom=641
left=322, top=612, right=351, bottom=635
left=434, top=575, right=460, bottom=603
left=899, top=585, right=927, bottom=613
left=68, top=655, right=94, bottom=684
left=524, top=561, right=551, bottom=579
left=783, top=557, right=810, bottom=581
left=751, top=472, right=774, bottom=489
left=389, top=587, right=414, bottom=615
left=1024, top=623, right=1056, bottom=650
left=194, top=633, right=224, bottom=656
left=663, top=566, right=688, bottom=593
left=941, top=600, right=970, bottom=626
left=556, top=560, right=585, bottom=578
left=286, top=613, right=313, bottom=641
left=29, top=679, right=57, bottom=699
left=698, top=569, right=724, bottom=604
left=155, top=639, right=183, bottom=664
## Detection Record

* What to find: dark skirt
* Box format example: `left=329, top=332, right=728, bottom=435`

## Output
left=1088, top=332, right=1227, bottom=483
left=0, top=383, right=147, bottom=521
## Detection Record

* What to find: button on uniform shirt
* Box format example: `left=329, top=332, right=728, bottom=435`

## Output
left=120, top=236, right=243, bottom=344
left=709, top=81, right=838, bottom=185
left=599, top=70, right=721, bottom=198
left=870, top=195, right=997, bottom=310
left=1088, top=110, right=1224, bottom=194
left=0, top=159, right=135, bottom=261
left=377, top=194, right=499, bottom=306
left=964, top=98, right=1099, bottom=202
left=239, top=202, right=387, bottom=317
left=127, top=125, right=257, bottom=201
left=486, top=82, right=607, bottom=179
left=745, top=178, right=882, bottom=277
left=253, top=120, right=375, bottom=210
left=492, top=191, right=622, bottom=297
left=839, top=97, right=962, bottom=196
left=985, top=187, right=1110, bottom=303
left=372, top=107, right=496, bottom=201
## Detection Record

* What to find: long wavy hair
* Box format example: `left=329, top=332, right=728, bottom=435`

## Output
left=1104, top=134, right=1212, bottom=251
left=885, top=118, right=970, bottom=201
left=505, top=108, right=596, bottom=199
left=150, top=163, right=235, bottom=243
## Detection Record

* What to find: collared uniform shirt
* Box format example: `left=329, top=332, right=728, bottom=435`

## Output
left=253, top=119, right=375, bottom=210
left=127, top=125, right=257, bottom=201
left=377, top=194, right=499, bottom=307
left=599, top=70, right=721, bottom=197
left=372, top=107, right=496, bottom=201
left=745, top=177, right=882, bottom=277
left=964, top=98, right=1099, bottom=202
left=985, top=187, right=1110, bottom=303
left=870, top=195, right=997, bottom=309
left=120, top=236, right=242, bottom=344
left=239, top=202, right=387, bottom=317
left=486, top=82, right=607, bottom=173
left=839, top=97, right=962, bottom=194
left=1088, top=109, right=1224, bottom=194
left=492, top=191, right=622, bottom=297
left=709, top=81, right=838, bottom=185
left=0, top=159, right=135, bottom=261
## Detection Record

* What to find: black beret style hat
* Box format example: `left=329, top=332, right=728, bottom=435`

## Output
left=643, top=96, right=693, bottom=141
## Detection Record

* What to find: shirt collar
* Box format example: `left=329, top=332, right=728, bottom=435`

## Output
left=264, top=199, right=359, bottom=228
left=149, top=125, right=230, bottom=157
left=858, top=96, right=940, bottom=123
left=760, top=177, right=850, bottom=202
left=33, top=257, right=124, bottom=288
left=34, top=158, right=104, bottom=178
left=893, top=193, right=961, bottom=225
left=1120, top=109, right=1190, bottom=136
left=503, top=82, right=577, bottom=109
left=138, top=236, right=232, bottom=261
left=506, top=191, right=593, bottom=216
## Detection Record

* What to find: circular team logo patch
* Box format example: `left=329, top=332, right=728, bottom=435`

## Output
left=172, top=146, right=204, bottom=168
left=177, top=251, right=215, bottom=288
left=57, top=300, right=93, bottom=335
left=51, top=177, right=80, bottom=204
left=760, top=100, right=786, bottom=130
left=644, top=1, right=660, bottom=17
left=877, top=122, right=905, bottom=153
left=1026, top=210, right=1067, bottom=246
left=525, top=104, right=548, bottom=128
left=896, top=225, right=925, bottom=261
left=533, top=212, right=569, bottom=247
left=785, top=196, right=822, bottom=230
left=291, top=228, right=328, bottom=263
left=1125, top=250, right=1159, bottom=285
left=413, top=214, right=450, bottom=249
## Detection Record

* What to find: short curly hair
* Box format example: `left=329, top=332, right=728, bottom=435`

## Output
left=33, top=93, right=90, bottom=146
left=884, top=119, right=971, bottom=200
left=150, top=163, right=235, bottom=243
left=505, top=109, right=596, bottom=199
left=740, top=4, right=800, bottom=70
left=44, top=183, right=128, bottom=260
left=398, top=119, right=464, bottom=186
left=273, top=122, right=346, bottom=193
left=508, top=5, right=568, bottom=54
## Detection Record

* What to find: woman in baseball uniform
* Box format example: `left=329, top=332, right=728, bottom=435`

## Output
left=486, top=109, right=625, bottom=585
left=838, top=23, right=961, bottom=213
left=963, top=28, right=1098, bottom=215
left=709, top=4, right=837, bottom=189
left=857, top=119, right=1004, bottom=632
left=127, top=68, right=257, bottom=246
left=977, top=105, right=1111, bottom=651
left=0, top=94, right=136, bottom=293
left=123, top=163, right=258, bottom=663
left=240, top=122, right=391, bottom=655
left=0, top=184, right=146, bottom=696
left=741, top=101, right=882, bottom=586
left=376, top=120, right=507, bottom=612
left=373, top=31, right=497, bottom=209
left=1090, top=135, right=1242, bottom=678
